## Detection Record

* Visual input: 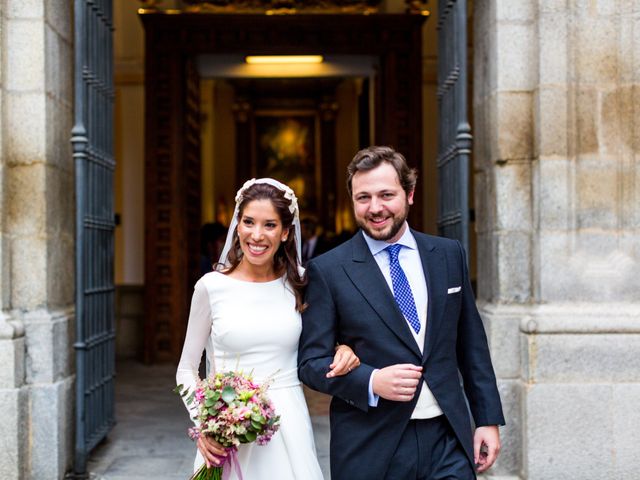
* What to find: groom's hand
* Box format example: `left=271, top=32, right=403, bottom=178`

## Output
left=372, top=364, right=422, bottom=401
left=474, top=425, right=501, bottom=473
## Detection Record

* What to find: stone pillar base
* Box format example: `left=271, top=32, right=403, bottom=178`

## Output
left=0, top=384, right=28, bottom=479
left=0, top=316, right=27, bottom=479
left=481, top=302, right=640, bottom=479
left=28, top=377, right=75, bottom=480
left=521, top=303, right=640, bottom=480
left=478, top=303, right=525, bottom=477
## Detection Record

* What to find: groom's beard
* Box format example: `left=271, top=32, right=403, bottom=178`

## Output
left=355, top=201, right=410, bottom=242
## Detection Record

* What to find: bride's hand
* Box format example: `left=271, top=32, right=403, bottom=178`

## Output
left=327, top=344, right=360, bottom=378
left=197, top=435, right=227, bottom=468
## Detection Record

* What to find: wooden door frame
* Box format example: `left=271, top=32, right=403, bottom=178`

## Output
left=140, top=12, right=427, bottom=363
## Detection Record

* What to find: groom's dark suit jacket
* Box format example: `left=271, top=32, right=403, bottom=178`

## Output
left=298, top=230, right=505, bottom=479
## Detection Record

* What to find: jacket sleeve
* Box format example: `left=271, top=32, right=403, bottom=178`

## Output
left=298, top=260, right=374, bottom=412
left=454, top=240, right=505, bottom=427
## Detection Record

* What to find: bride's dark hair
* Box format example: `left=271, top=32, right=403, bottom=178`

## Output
left=223, top=182, right=307, bottom=312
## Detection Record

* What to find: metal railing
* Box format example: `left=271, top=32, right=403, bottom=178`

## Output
left=437, top=0, right=471, bottom=261
left=71, top=0, right=116, bottom=476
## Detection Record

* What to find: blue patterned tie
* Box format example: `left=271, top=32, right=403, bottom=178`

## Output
left=386, top=244, right=421, bottom=334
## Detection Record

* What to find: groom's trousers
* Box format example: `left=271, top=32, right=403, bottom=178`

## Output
left=384, top=416, right=476, bottom=480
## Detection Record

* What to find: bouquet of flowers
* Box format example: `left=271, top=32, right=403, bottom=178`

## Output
left=175, top=370, right=281, bottom=480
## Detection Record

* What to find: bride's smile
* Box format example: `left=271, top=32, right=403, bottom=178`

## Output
left=236, top=199, right=288, bottom=277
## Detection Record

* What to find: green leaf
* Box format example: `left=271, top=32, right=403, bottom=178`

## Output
left=173, top=384, right=184, bottom=395
left=221, top=386, right=236, bottom=404
left=251, top=413, right=266, bottom=424
left=205, top=398, right=215, bottom=407
left=244, top=431, right=257, bottom=442
left=185, top=391, right=195, bottom=405
left=212, top=391, right=221, bottom=401
left=251, top=420, right=262, bottom=430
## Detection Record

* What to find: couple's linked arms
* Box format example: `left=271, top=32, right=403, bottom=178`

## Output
left=298, top=261, right=375, bottom=411
left=328, top=344, right=361, bottom=377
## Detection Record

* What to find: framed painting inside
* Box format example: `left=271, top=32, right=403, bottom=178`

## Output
left=253, top=111, right=320, bottom=215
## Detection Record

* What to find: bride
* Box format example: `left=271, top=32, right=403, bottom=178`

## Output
left=176, top=178, right=359, bottom=479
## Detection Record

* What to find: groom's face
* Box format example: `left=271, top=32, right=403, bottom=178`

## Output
left=351, top=162, right=414, bottom=243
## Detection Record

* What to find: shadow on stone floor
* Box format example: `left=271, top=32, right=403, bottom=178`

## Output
left=86, top=361, right=330, bottom=480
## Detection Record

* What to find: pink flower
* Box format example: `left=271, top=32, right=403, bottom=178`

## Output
left=175, top=369, right=281, bottom=451
left=235, top=407, right=251, bottom=419
left=195, top=388, right=205, bottom=402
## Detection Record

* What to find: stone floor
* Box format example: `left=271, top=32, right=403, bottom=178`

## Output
left=86, top=361, right=331, bottom=480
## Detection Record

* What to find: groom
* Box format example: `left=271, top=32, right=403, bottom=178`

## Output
left=298, top=146, right=505, bottom=479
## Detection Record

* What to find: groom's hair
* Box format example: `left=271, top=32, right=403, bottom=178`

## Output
left=346, top=145, right=418, bottom=197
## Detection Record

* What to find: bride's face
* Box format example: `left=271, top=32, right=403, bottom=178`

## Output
left=237, top=199, right=289, bottom=271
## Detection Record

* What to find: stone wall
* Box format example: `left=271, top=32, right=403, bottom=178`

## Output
left=474, top=1, right=640, bottom=479
left=0, top=1, right=75, bottom=478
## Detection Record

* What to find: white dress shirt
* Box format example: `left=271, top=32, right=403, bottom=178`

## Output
left=363, top=224, right=443, bottom=419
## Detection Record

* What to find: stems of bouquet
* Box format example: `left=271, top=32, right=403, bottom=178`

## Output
left=189, top=464, right=222, bottom=480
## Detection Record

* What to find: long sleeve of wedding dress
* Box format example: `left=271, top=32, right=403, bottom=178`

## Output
left=176, top=279, right=212, bottom=423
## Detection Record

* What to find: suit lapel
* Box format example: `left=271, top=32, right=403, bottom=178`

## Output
left=343, top=232, right=422, bottom=360
left=415, top=232, right=448, bottom=362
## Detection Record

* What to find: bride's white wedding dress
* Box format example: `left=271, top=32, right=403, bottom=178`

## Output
left=176, top=271, right=324, bottom=480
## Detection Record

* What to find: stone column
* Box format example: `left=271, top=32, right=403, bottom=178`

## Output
left=473, top=3, right=536, bottom=478
left=0, top=1, right=75, bottom=479
left=474, top=1, right=640, bottom=479
left=1, top=6, right=25, bottom=479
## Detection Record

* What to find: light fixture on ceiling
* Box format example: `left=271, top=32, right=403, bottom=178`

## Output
left=245, top=55, right=324, bottom=65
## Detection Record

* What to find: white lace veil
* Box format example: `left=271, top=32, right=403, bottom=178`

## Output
left=217, top=178, right=302, bottom=269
